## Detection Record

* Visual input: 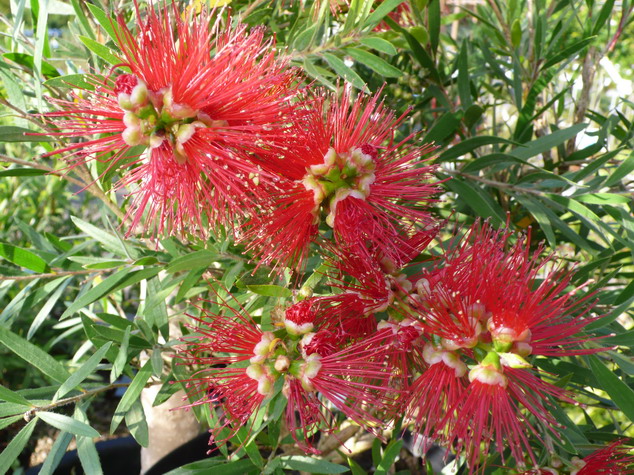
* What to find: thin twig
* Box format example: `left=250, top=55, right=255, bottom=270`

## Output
left=23, top=382, right=130, bottom=421
left=445, top=169, right=545, bottom=196
left=0, top=153, right=86, bottom=188
left=0, top=268, right=107, bottom=282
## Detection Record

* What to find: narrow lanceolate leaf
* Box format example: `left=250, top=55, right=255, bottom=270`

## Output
left=61, top=267, right=160, bottom=319
left=0, top=326, right=70, bottom=383
left=110, top=360, right=153, bottom=433
left=166, top=249, right=216, bottom=273
left=246, top=285, right=292, bottom=298
left=322, top=53, right=368, bottom=92
left=510, top=123, right=587, bottom=160
left=78, top=36, right=121, bottom=64
left=75, top=403, right=103, bottom=475
left=38, top=411, right=100, bottom=438
left=0, top=384, right=31, bottom=406
left=0, top=242, right=50, bottom=272
left=0, top=418, right=37, bottom=473
left=345, top=48, right=402, bottom=78
left=71, top=216, right=136, bottom=258
left=38, top=431, right=73, bottom=475
left=86, top=4, right=119, bottom=42
left=0, top=125, right=53, bottom=142
left=360, top=37, right=398, bottom=56
left=588, top=355, right=634, bottom=423
left=54, top=342, right=113, bottom=401
left=363, top=0, right=405, bottom=29
left=275, top=455, right=348, bottom=474
left=125, top=399, right=149, bottom=448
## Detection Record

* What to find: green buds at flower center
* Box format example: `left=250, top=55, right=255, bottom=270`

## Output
left=117, top=78, right=219, bottom=164
left=302, top=146, right=377, bottom=227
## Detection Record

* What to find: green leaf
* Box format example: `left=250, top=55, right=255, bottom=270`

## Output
left=246, top=285, right=292, bottom=298
left=3, top=52, right=59, bottom=78
left=0, top=414, right=24, bottom=430
left=592, top=0, right=615, bottom=35
left=542, top=37, right=595, bottom=70
left=0, top=167, right=47, bottom=177
left=0, top=326, right=70, bottom=383
left=588, top=355, right=634, bottom=422
left=0, top=126, right=53, bottom=142
left=345, top=48, right=402, bottom=78
left=0, top=384, right=31, bottom=406
left=111, top=326, right=131, bottom=383
left=510, top=19, right=522, bottom=48
left=363, top=0, right=405, bottom=29
left=603, top=151, right=634, bottom=188
left=457, top=41, right=471, bottom=109
left=423, top=111, right=462, bottom=144
left=125, top=399, right=149, bottom=447
left=275, top=455, right=348, bottom=473
left=445, top=178, right=505, bottom=226
left=28, top=277, right=72, bottom=339
left=74, top=403, right=104, bottom=475
left=167, top=250, right=216, bottom=273
left=54, top=342, right=112, bottom=401
left=61, top=267, right=160, bottom=319
left=78, top=36, right=121, bottom=65
left=44, top=73, right=100, bottom=90
left=39, top=431, right=73, bottom=475
left=292, top=24, right=316, bottom=50
left=111, top=360, right=153, bottom=433
left=166, top=458, right=256, bottom=475
left=86, top=3, right=118, bottom=41
left=322, top=53, right=368, bottom=92
left=510, top=123, right=587, bottom=160
left=438, top=136, right=516, bottom=161
left=375, top=439, right=403, bottom=475
left=38, top=411, right=100, bottom=437
left=359, top=37, right=397, bottom=56
left=0, top=418, right=37, bottom=474
left=575, top=193, right=631, bottom=205
left=70, top=0, right=95, bottom=39
left=428, top=0, right=440, bottom=53
left=71, top=216, right=136, bottom=258
left=515, top=195, right=557, bottom=247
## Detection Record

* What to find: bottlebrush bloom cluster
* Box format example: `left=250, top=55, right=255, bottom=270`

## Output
left=244, top=85, right=440, bottom=271
left=44, top=2, right=297, bottom=237
left=404, top=224, right=602, bottom=471
left=178, top=298, right=401, bottom=453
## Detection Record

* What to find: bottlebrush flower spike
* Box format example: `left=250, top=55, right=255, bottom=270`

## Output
left=43, top=2, right=297, bottom=237
left=519, top=440, right=634, bottom=474
left=179, top=296, right=402, bottom=453
left=243, top=85, right=440, bottom=271
left=404, top=222, right=603, bottom=470
left=574, top=440, right=634, bottom=474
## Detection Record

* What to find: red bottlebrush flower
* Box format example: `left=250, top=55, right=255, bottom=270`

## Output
left=44, top=3, right=297, bottom=237
left=177, top=303, right=272, bottom=445
left=243, top=85, right=440, bottom=271
left=404, top=222, right=602, bottom=470
left=518, top=440, right=634, bottom=474
left=285, top=329, right=403, bottom=452
left=179, top=294, right=402, bottom=453
left=405, top=343, right=468, bottom=445
left=575, top=440, right=634, bottom=474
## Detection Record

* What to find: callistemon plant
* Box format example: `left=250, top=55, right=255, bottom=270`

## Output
left=44, top=3, right=297, bottom=237
left=8, top=1, right=631, bottom=474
